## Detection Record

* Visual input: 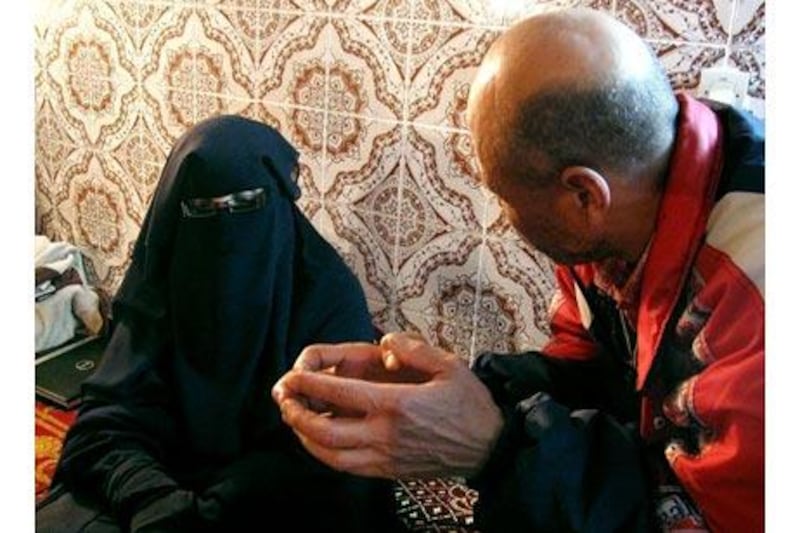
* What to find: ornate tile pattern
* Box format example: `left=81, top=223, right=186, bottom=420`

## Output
left=395, top=230, right=484, bottom=359
left=499, top=0, right=615, bottom=26
left=110, top=111, right=164, bottom=207
left=617, top=0, right=730, bottom=43
left=320, top=203, right=397, bottom=313
left=34, top=0, right=765, bottom=356
left=477, top=237, right=556, bottom=354
left=53, top=150, right=143, bottom=292
left=36, top=99, right=77, bottom=186
left=407, top=25, right=500, bottom=129
left=405, top=126, right=485, bottom=232
left=397, top=301, right=476, bottom=361
left=257, top=15, right=329, bottom=106
left=139, top=5, right=200, bottom=152
left=33, top=0, right=766, bottom=528
left=655, top=42, right=727, bottom=92
left=325, top=118, right=404, bottom=208
left=46, top=1, right=138, bottom=149
left=729, top=0, right=765, bottom=104
left=328, top=17, right=406, bottom=120
left=192, top=7, right=259, bottom=102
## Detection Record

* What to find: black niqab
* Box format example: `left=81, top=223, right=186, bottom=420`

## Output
left=44, top=115, right=397, bottom=531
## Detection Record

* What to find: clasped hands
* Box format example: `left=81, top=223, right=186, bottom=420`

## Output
left=272, top=332, right=504, bottom=480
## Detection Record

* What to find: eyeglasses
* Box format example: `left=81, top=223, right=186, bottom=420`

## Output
left=180, top=187, right=266, bottom=218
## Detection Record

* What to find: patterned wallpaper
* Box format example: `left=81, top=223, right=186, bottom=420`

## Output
left=34, top=0, right=766, bottom=362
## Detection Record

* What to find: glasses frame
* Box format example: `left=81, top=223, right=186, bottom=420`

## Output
left=180, top=187, right=266, bottom=218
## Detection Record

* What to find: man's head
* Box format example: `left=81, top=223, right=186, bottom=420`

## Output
left=467, top=8, right=678, bottom=264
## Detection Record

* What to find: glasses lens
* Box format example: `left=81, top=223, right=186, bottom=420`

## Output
left=181, top=188, right=266, bottom=218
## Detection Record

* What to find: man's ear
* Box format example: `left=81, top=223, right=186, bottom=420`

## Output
left=558, top=166, right=611, bottom=217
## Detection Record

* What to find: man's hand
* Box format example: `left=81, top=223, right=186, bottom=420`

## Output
left=288, top=339, right=431, bottom=384
left=274, top=339, right=430, bottom=417
left=272, top=332, right=504, bottom=479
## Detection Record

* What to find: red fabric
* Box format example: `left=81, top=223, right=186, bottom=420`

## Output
left=633, top=93, right=724, bottom=390
left=542, top=265, right=599, bottom=361
left=35, top=400, right=76, bottom=503
left=668, top=245, right=764, bottom=532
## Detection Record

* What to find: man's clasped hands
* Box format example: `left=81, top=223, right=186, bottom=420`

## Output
left=272, top=332, right=504, bottom=480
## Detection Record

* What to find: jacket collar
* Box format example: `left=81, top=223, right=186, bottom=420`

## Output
left=634, top=93, right=724, bottom=390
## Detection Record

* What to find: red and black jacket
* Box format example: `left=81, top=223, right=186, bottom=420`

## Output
left=470, top=94, right=764, bottom=533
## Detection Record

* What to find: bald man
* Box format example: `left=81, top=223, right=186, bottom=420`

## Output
left=274, top=8, right=764, bottom=532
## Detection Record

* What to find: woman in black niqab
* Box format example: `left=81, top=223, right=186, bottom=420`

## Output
left=37, top=115, right=399, bottom=532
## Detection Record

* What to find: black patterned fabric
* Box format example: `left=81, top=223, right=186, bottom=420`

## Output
left=394, top=478, right=479, bottom=532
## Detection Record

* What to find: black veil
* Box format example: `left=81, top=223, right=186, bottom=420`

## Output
left=44, top=115, right=397, bottom=531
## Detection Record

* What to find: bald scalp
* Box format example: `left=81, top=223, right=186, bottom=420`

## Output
left=476, top=8, right=678, bottom=187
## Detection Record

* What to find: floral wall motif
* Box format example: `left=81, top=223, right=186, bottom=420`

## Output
left=34, top=0, right=766, bottom=362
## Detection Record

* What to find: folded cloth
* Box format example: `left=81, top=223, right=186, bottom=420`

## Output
left=35, top=285, right=103, bottom=352
left=35, top=236, right=89, bottom=279
left=34, top=235, right=104, bottom=352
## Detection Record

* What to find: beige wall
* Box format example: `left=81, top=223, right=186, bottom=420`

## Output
left=34, top=0, right=765, bottom=361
